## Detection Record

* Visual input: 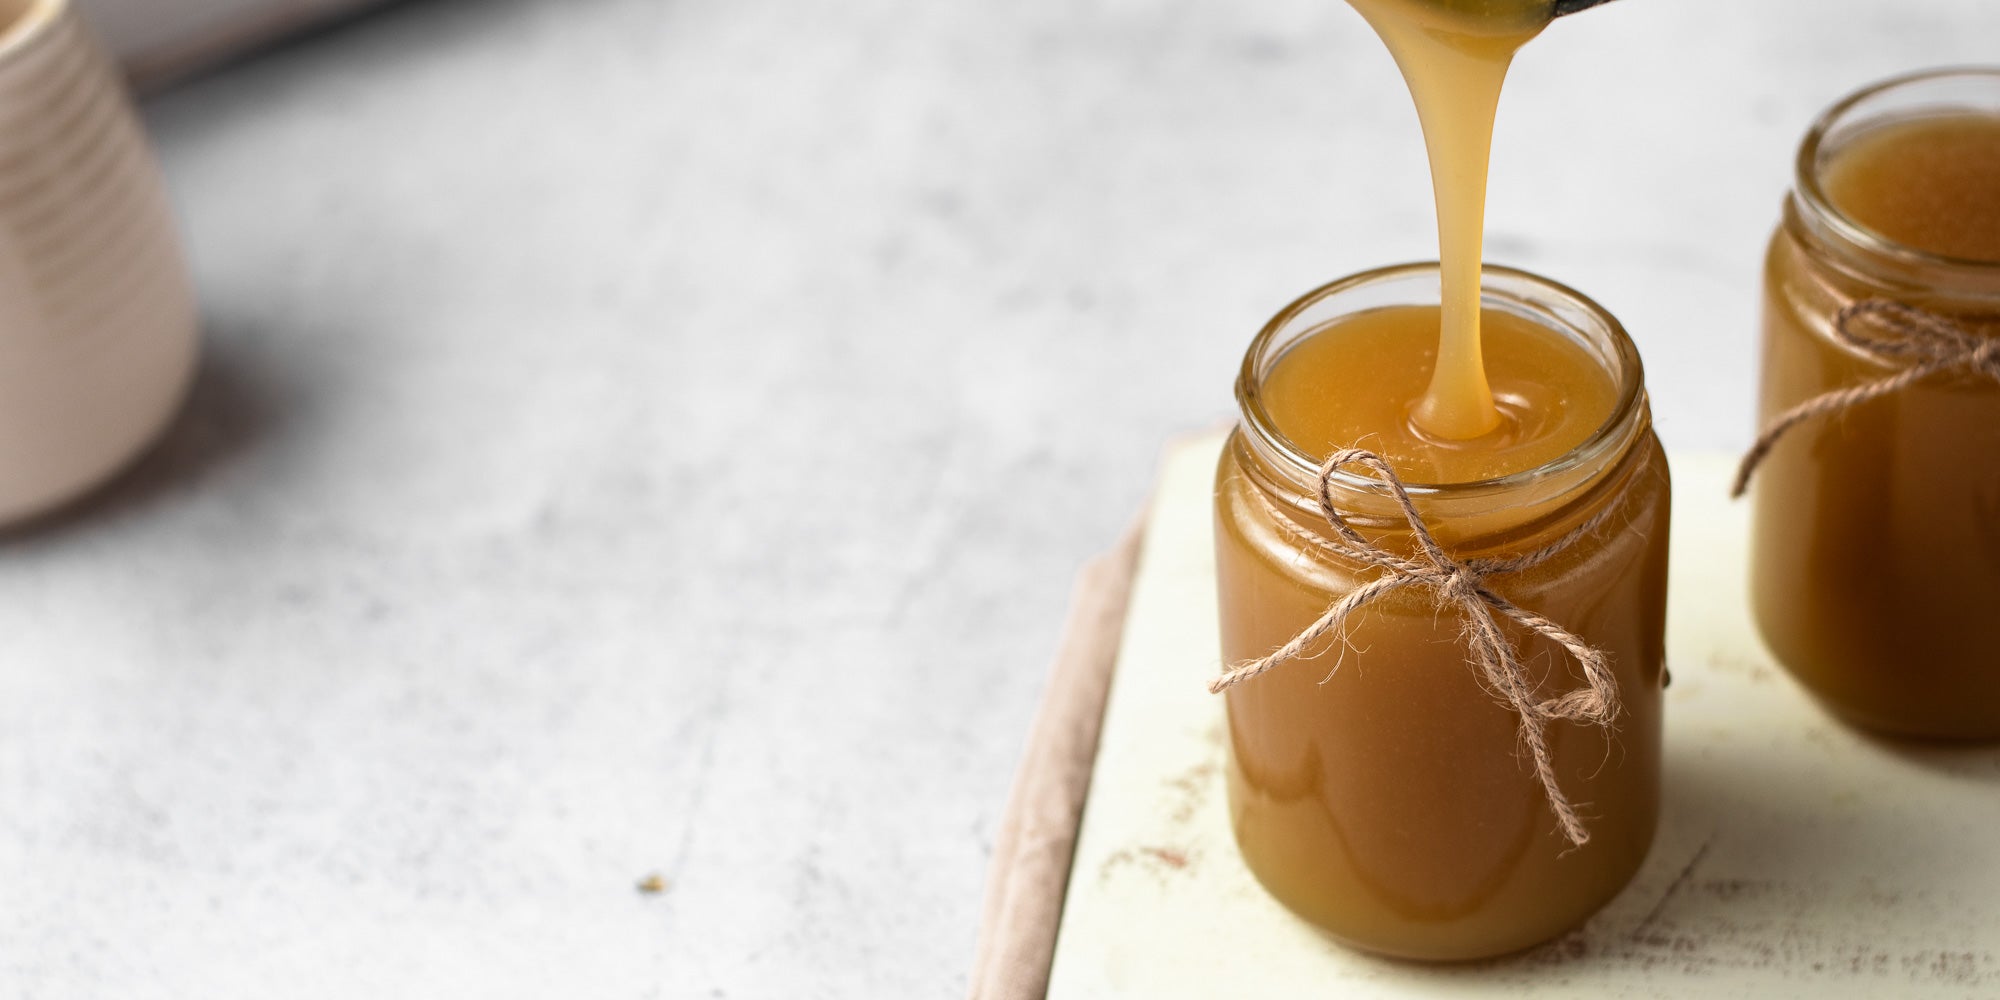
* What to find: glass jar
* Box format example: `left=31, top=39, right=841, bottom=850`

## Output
left=1213, top=263, right=1670, bottom=960
left=1749, top=69, right=2000, bottom=740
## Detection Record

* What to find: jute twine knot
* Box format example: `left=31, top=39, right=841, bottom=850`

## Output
left=1209, top=449, right=1622, bottom=847
left=1733, top=299, right=2000, bottom=498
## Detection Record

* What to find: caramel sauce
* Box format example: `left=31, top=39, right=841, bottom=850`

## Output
left=1822, top=113, right=2000, bottom=262
left=1752, top=109, right=2000, bottom=739
left=1259, top=304, right=1616, bottom=484
left=1344, top=0, right=1552, bottom=439
left=1210, top=0, right=1667, bottom=959
left=1217, top=304, right=1667, bottom=959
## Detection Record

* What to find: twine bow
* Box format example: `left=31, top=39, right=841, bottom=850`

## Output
left=1734, top=300, right=2000, bottom=497
left=1210, top=449, right=1623, bottom=846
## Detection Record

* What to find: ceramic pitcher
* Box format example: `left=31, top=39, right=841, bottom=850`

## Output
left=0, top=0, right=198, bottom=524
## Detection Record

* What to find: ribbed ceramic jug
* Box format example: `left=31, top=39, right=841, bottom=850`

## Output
left=0, top=0, right=198, bottom=524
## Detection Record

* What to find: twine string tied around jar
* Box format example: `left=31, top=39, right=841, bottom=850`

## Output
left=1733, top=300, right=2000, bottom=497
left=1208, top=449, right=1622, bottom=847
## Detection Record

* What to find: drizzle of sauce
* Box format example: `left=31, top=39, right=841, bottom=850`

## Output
left=1343, top=0, right=1554, bottom=439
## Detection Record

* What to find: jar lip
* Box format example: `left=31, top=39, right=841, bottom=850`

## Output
left=1794, top=66, right=2000, bottom=277
left=1234, top=261, right=1648, bottom=501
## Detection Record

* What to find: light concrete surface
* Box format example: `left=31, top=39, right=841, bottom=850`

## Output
left=1, top=0, right=1994, bottom=996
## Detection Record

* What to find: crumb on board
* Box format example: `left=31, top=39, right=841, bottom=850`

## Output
left=1099, top=845, right=1198, bottom=884
left=636, top=873, right=670, bottom=895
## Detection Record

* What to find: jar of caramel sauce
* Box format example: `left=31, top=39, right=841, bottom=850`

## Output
left=1750, top=69, right=2000, bottom=740
left=1214, top=264, right=1670, bottom=960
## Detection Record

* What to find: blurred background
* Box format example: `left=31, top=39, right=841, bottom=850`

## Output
left=5, top=0, right=1997, bottom=996
left=80, top=0, right=388, bottom=84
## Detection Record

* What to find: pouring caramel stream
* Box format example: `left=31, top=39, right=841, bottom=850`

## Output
left=1344, top=0, right=1555, bottom=440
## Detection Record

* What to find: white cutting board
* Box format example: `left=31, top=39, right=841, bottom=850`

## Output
left=1047, top=437, right=2000, bottom=998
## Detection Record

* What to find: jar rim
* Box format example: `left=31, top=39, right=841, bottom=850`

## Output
left=1234, top=262, right=1648, bottom=504
left=1794, top=66, right=2000, bottom=279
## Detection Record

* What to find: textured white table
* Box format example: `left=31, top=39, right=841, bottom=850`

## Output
left=2, top=1, right=1997, bottom=996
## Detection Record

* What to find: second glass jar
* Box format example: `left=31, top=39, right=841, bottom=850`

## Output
left=1751, top=69, right=2000, bottom=740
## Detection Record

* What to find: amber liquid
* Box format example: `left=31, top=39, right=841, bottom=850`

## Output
left=1218, top=306, right=1669, bottom=959
left=1212, top=0, right=1662, bottom=958
left=1345, top=0, right=1552, bottom=438
left=1752, top=112, right=2000, bottom=739
left=1261, top=304, right=1615, bottom=484
left=1822, top=113, right=2000, bottom=262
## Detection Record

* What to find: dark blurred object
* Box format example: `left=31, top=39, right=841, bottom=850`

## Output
left=1552, top=0, right=1619, bottom=16
left=76, top=0, right=396, bottom=90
